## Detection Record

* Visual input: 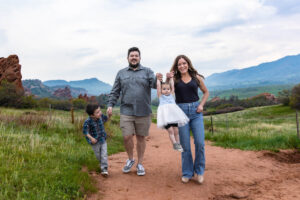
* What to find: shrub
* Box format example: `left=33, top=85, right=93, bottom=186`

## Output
left=204, top=106, right=244, bottom=115
left=38, top=98, right=53, bottom=108
left=72, top=98, right=87, bottom=110
left=19, top=95, right=38, bottom=108
left=51, top=100, right=72, bottom=111
left=216, top=103, right=233, bottom=110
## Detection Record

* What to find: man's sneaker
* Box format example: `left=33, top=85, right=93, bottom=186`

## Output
left=136, top=164, right=146, bottom=176
left=101, top=167, right=109, bottom=177
left=122, top=159, right=135, bottom=173
left=173, top=143, right=184, bottom=152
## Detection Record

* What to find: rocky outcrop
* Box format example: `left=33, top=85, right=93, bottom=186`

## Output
left=78, top=94, right=89, bottom=101
left=249, top=92, right=278, bottom=103
left=53, top=86, right=72, bottom=99
left=0, top=55, right=24, bottom=92
left=78, top=93, right=97, bottom=102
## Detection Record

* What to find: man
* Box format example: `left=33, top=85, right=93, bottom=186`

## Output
left=107, top=47, right=161, bottom=176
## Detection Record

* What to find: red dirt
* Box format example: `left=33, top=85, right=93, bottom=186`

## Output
left=87, top=124, right=300, bottom=200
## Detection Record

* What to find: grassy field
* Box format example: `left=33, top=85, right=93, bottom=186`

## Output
left=1, top=104, right=299, bottom=199
left=204, top=105, right=300, bottom=151
left=0, top=107, right=124, bottom=200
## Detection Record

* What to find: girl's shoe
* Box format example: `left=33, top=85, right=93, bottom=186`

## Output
left=173, top=143, right=184, bottom=152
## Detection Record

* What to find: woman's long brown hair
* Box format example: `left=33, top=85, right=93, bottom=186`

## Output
left=170, top=55, right=204, bottom=87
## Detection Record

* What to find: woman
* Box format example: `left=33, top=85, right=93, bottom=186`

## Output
left=170, top=55, right=209, bottom=184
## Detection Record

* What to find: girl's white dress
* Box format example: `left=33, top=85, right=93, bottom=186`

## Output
left=157, top=94, right=189, bottom=129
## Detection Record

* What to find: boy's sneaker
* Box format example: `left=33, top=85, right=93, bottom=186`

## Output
left=101, top=167, right=109, bottom=177
left=136, top=164, right=146, bottom=176
left=122, top=159, right=135, bottom=173
left=173, top=143, right=184, bottom=152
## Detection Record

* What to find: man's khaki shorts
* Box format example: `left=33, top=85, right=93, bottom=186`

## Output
left=120, top=115, right=151, bottom=136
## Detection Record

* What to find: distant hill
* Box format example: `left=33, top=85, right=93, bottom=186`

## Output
left=23, top=79, right=54, bottom=98
left=205, top=54, right=300, bottom=90
left=22, top=79, right=88, bottom=98
left=43, top=78, right=111, bottom=95
left=207, top=84, right=294, bottom=100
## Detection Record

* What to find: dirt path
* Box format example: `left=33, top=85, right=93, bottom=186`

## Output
left=87, top=124, right=300, bottom=200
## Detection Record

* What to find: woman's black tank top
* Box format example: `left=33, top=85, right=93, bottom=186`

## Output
left=175, top=78, right=199, bottom=103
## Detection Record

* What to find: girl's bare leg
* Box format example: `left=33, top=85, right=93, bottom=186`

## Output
left=167, top=127, right=176, bottom=145
left=173, top=127, right=180, bottom=143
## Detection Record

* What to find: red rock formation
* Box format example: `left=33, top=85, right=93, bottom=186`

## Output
left=53, top=86, right=72, bottom=99
left=249, top=92, right=278, bottom=103
left=78, top=93, right=89, bottom=101
left=0, top=55, right=24, bottom=92
left=78, top=93, right=97, bottom=103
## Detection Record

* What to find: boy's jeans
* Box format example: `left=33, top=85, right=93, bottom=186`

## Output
left=91, top=141, right=108, bottom=171
left=178, top=101, right=205, bottom=178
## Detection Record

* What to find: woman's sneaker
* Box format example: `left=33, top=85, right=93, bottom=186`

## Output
left=173, top=143, right=184, bottom=152
left=136, top=164, right=146, bottom=176
left=122, top=159, right=135, bottom=173
left=181, top=177, right=189, bottom=183
left=197, top=174, right=204, bottom=184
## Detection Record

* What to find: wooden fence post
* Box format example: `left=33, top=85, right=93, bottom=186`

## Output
left=296, top=110, right=299, bottom=139
left=226, top=114, right=229, bottom=131
left=210, top=115, right=214, bottom=135
left=49, top=104, right=52, bottom=120
left=71, top=106, right=74, bottom=124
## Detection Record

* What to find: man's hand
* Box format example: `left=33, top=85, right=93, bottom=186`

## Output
left=90, top=137, right=98, bottom=144
left=166, top=71, right=174, bottom=79
left=156, top=73, right=163, bottom=82
left=107, top=107, right=113, bottom=118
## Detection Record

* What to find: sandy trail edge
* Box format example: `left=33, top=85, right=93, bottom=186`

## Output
left=86, top=124, right=300, bottom=200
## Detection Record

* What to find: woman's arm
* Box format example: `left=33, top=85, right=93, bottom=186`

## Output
left=197, top=75, right=209, bottom=113
left=157, top=78, right=162, bottom=98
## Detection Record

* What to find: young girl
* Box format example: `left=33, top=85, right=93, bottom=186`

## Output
left=156, top=73, right=189, bottom=152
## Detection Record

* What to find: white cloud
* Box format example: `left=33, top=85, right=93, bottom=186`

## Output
left=0, top=0, right=300, bottom=84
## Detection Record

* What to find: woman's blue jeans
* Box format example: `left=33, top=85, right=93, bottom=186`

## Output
left=178, top=101, right=205, bottom=178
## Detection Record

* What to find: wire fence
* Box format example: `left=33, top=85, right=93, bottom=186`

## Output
left=203, top=112, right=300, bottom=139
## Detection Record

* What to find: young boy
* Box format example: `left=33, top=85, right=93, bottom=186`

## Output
left=83, top=104, right=109, bottom=176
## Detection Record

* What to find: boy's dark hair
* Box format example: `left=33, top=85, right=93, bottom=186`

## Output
left=127, top=47, right=140, bottom=57
left=86, top=104, right=100, bottom=116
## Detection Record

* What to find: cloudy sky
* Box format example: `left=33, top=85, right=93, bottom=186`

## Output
left=1, top=0, right=300, bottom=85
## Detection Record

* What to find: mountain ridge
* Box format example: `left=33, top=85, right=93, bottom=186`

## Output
left=43, top=78, right=112, bottom=95
left=205, top=53, right=300, bottom=90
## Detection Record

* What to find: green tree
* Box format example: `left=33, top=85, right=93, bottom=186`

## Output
left=0, top=80, right=23, bottom=107
left=278, top=89, right=291, bottom=106
left=290, top=84, right=300, bottom=110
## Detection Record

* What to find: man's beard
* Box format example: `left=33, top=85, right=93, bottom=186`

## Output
left=129, top=62, right=139, bottom=68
